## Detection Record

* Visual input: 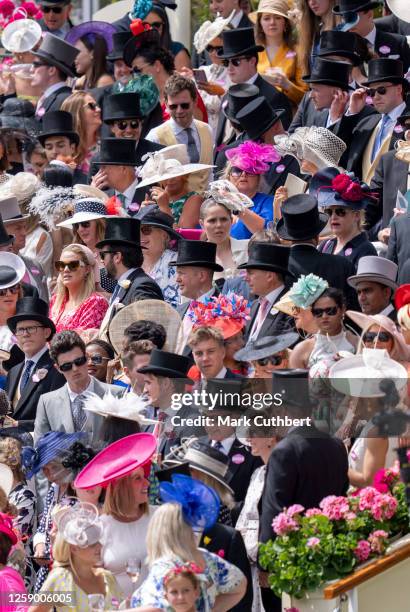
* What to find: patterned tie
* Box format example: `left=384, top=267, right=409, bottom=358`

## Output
left=371, top=114, right=391, bottom=162
left=71, top=394, right=87, bottom=431
left=184, top=127, right=200, bottom=163
left=20, top=360, right=34, bottom=392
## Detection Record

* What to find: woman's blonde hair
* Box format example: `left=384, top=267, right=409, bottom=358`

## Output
left=0, top=438, right=23, bottom=482
left=52, top=244, right=95, bottom=316
left=73, top=218, right=106, bottom=245
left=398, top=305, right=410, bottom=331
left=103, top=472, right=149, bottom=520
left=190, top=468, right=234, bottom=509
left=61, top=91, right=92, bottom=165
left=146, top=503, right=197, bottom=565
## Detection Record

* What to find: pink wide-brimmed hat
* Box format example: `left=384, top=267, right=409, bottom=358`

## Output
left=73, top=433, right=157, bottom=489
left=346, top=311, right=410, bottom=362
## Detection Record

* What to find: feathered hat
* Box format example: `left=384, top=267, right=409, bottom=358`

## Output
left=226, top=141, right=281, bottom=175
left=203, top=179, right=254, bottom=214
left=82, top=391, right=157, bottom=425
left=187, top=292, right=250, bottom=340
left=28, top=186, right=78, bottom=230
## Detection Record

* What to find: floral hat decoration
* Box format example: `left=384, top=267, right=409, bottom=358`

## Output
left=160, top=474, right=220, bottom=532
left=193, top=10, right=235, bottom=54
left=288, top=274, right=329, bottom=310
left=57, top=502, right=104, bottom=548
left=187, top=292, right=250, bottom=340
left=203, top=179, right=254, bottom=214
left=310, top=167, right=379, bottom=210
left=225, top=141, right=281, bottom=175
left=164, top=561, right=208, bottom=586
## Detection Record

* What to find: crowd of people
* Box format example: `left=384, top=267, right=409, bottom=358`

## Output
left=0, top=0, right=409, bottom=610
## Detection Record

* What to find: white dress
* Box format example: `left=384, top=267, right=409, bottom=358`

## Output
left=101, top=506, right=157, bottom=597
left=308, top=330, right=355, bottom=378
left=349, top=420, right=398, bottom=473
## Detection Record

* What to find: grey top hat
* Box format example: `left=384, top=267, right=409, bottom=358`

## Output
left=0, top=196, right=29, bottom=224
left=33, top=33, right=79, bottom=78
left=348, top=256, right=398, bottom=290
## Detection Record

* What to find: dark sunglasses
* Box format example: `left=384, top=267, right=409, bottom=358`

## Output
left=73, top=221, right=91, bottom=230
left=222, top=56, right=250, bottom=67
left=206, top=44, right=223, bottom=54
left=55, top=260, right=84, bottom=272
left=99, top=250, right=117, bottom=259
left=311, top=306, right=339, bottom=318
left=143, top=20, right=163, bottom=29
left=87, top=354, right=110, bottom=365
left=257, top=355, right=283, bottom=366
left=0, top=284, right=20, bottom=297
left=42, top=5, right=63, bottom=12
left=366, top=84, right=395, bottom=98
left=168, top=102, right=191, bottom=110
left=324, top=207, right=348, bottom=217
left=230, top=166, right=253, bottom=177
left=32, top=61, right=47, bottom=68
left=115, top=119, right=141, bottom=130
left=141, top=225, right=155, bottom=235
left=58, top=355, right=87, bottom=372
left=84, top=102, right=99, bottom=111
left=363, top=331, right=392, bottom=343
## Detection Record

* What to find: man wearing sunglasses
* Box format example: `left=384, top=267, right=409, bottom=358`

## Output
left=38, top=0, right=73, bottom=39
left=34, top=330, right=122, bottom=444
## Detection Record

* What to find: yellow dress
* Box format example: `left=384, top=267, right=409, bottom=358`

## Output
left=257, top=44, right=308, bottom=106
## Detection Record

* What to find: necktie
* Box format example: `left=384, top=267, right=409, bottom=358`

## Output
left=250, top=297, right=270, bottom=340
left=71, top=394, right=87, bottom=431
left=371, top=114, right=390, bottom=162
left=117, top=193, right=127, bottom=207
left=214, top=441, right=225, bottom=454
left=110, top=283, right=121, bottom=305
left=20, top=360, right=34, bottom=392
left=184, top=127, right=200, bottom=163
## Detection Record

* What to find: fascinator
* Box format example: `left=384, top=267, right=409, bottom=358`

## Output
left=226, top=141, right=281, bottom=175
left=1, top=17, right=42, bottom=53
left=160, top=474, right=220, bottom=531
left=82, top=391, right=157, bottom=425
left=130, top=0, right=154, bottom=19
left=289, top=274, right=329, bottom=309
left=66, top=243, right=100, bottom=284
left=57, top=502, right=103, bottom=548
left=203, top=179, right=253, bottom=214
left=193, top=11, right=234, bottom=54
left=61, top=442, right=96, bottom=476
left=0, top=512, right=17, bottom=545
left=395, top=284, right=410, bottom=331
left=274, top=129, right=305, bottom=161
left=187, top=292, right=250, bottom=340
left=21, top=431, right=85, bottom=479
left=113, top=74, right=159, bottom=116
left=28, top=186, right=78, bottom=230
left=0, top=172, right=40, bottom=205
left=164, top=561, right=207, bottom=585
left=310, top=168, right=378, bottom=210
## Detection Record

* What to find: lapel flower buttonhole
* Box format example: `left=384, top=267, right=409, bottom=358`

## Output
left=119, top=279, right=131, bottom=289
left=32, top=368, right=48, bottom=383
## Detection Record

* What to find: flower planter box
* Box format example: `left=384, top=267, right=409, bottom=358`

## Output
left=283, top=535, right=410, bottom=612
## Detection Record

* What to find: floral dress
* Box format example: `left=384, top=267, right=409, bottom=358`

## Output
left=50, top=293, right=109, bottom=333
left=146, top=249, right=180, bottom=308
left=131, top=549, right=244, bottom=611
left=9, top=483, right=36, bottom=591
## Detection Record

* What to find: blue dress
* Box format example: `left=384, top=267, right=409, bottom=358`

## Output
left=230, top=192, right=274, bottom=240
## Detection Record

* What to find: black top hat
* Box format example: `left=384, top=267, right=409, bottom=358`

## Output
left=0, top=99, right=39, bottom=138
left=123, top=27, right=161, bottom=67
left=276, top=194, right=329, bottom=241
left=236, top=97, right=285, bottom=141
left=272, top=369, right=313, bottom=410
left=218, top=27, right=264, bottom=59
left=317, top=31, right=361, bottom=66
left=38, top=111, right=79, bottom=146
left=107, top=31, right=133, bottom=61
left=7, top=297, right=56, bottom=335
left=237, top=242, right=291, bottom=275
left=156, top=462, right=191, bottom=483
left=333, top=0, right=380, bottom=14
left=137, top=204, right=182, bottom=242
left=96, top=217, right=143, bottom=249
left=0, top=214, right=13, bottom=247
left=169, top=240, right=223, bottom=272
left=362, top=58, right=406, bottom=86
left=303, top=58, right=353, bottom=90
left=137, top=348, right=194, bottom=382
left=39, top=0, right=71, bottom=5
left=33, top=33, right=79, bottom=78
left=223, top=83, right=260, bottom=124
left=103, top=93, right=143, bottom=122
left=93, top=138, right=139, bottom=166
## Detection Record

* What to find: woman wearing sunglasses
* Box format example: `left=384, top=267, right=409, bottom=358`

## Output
left=61, top=92, right=102, bottom=175
left=313, top=169, right=377, bottom=270
left=0, top=254, right=25, bottom=353
left=346, top=311, right=410, bottom=364
left=235, top=332, right=297, bottom=379
left=50, top=244, right=108, bottom=337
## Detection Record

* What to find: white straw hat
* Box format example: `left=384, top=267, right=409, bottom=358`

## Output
left=194, top=10, right=234, bottom=54
left=138, top=145, right=213, bottom=189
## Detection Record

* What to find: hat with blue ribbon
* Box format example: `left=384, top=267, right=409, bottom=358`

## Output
left=160, top=474, right=220, bottom=531
left=22, top=431, right=85, bottom=479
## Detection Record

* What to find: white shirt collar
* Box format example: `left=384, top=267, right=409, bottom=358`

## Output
left=246, top=72, right=259, bottom=85
left=385, top=101, right=407, bottom=123
left=25, top=345, right=48, bottom=367
left=201, top=366, right=227, bottom=382
left=212, top=434, right=235, bottom=454
left=66, top=376, right=94, bottom=403
left=120, top=176, right=140, bottom=202
left=262, top=285, right=285, bottom=306
left=117, top=268, right=137, bottom=284
left=170, top=116, right=196, bottom=135
left=230, top=9, right=244, bottom=28
left=379, top=303, right=394, bottom=317
left=43, top=81, right=67, bottom=99
left=365, top=26, right=377, bottom=46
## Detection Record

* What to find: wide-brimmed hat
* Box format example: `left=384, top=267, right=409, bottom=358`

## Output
left=1, top=18, right=42, bottom=53
left=0, top=463, right=13, bottom=497
left=317, top=30, right=362, bottom=66
left=0, top=214, right=14, bottom=247
left=38, top=111, right=79, bottom=146
left=73, top=184, right=109, bottom=203
left=346, top=311, right=410, bottom=361
left=310, top=168, right=374, bottom=210
left=362, top=58, right=407, bottom=87
left=222, top=83, right=260, bottom=125
left=169, top=240, right=223, bottom=272
left=0, top=196, right=29, bottom=225
left=194, top=11, right=234, bottom=54
left=123, top=19, right=161, bottom=66
left=137, top=204, right=182, bottom=242
left=348, top=256, right=398, bottom=291
left=107, top=30, right=132, bottom=61
left=0, top=253, right=25, bottom=289
left=93, top=138, right=139, bottom=166
left=0, top=98, right=39, bottom=138
left=333, top=0, right=381, bottom=14
left=7, top=297, right=55, bottom=335
left=164, top=439, right=234, bottom=495
left=103, top=92, right=143, bottom=122
left=329, top=348, right=407, bottom=398
left=0, top=173, right=40, bottom=206
left=33, top=33, right=79, bottom=78
left=137, top=348, right=194, bottom=383
left=237, top=242, right=291, bottom=275
left=387, top=0, right=410, bottom=22
left=73, top=433, right=157, bottom=488
left=65, top=21, right=116, bottom=53
left=275, top=126, right=346, bottom=170
left=96, top=217, right=143, bottom=249
left=217, top=26, right=263, bottom=59
left=0, top=513, right=17, bottom=545
left=83, top=391, right=157, bottom=425
left=272, top=369, right=313, bottom=410
left=276, top=194, right=328, bottom=241
left=274, top=290, right=297, bottom=316
left=234, top=332, right=298, bottom=362
left=249, top=0, right=292, bottom=21
left=236, top=96, right=286, bottom=141
left=303, top=58, right=353, bottom=91
left=21, top=431, right=85, bottom=479
left=137, top=145, right=214, bottom=189
left=57, top=198, right=107, bottom=228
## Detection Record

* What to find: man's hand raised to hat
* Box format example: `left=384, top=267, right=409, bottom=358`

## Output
left=91, top=169, right=109, bottom=191
left=329, top=89, right=349, bottom=124
left=348, top=87, right=368, bottom=116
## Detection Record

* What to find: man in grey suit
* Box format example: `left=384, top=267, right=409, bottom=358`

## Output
left=34, top=331, right=122, bottom=444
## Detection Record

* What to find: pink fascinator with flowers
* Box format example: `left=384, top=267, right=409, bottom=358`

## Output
left=188, top=292, right=250, bottom=340
left=226, top=141, right=281, bottom=175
